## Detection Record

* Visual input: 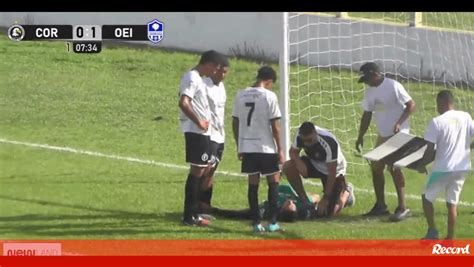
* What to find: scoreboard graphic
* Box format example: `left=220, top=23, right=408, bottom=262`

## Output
left=7, top=19, right=165, bottom=53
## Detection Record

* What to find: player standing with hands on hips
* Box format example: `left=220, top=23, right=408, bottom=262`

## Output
left=355, top=62, right=416, bottom=221
left=178, top=50, right=223, bottom=226
left=232, top=66, right=285, bottom=233
left=417, top=90, right=474, bottom=240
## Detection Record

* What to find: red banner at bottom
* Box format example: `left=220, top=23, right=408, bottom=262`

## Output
left=0, top=255, right=473, bottom=267
left=1, top=239, right=472, bottom=256
left=0, top=240, right=472, bottom=267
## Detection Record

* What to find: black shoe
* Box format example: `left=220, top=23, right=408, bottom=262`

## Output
left=363, top=204, right=390, bottom=217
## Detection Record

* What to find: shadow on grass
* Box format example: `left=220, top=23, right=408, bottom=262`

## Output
left=0, top=195, right=304, bottom=239
left=0, top=177, right=240, bottom=185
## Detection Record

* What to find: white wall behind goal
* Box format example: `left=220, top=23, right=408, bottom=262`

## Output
left=1, top=12, right=473, bottom=84
left=0, top=12, right=283, bottom=61
left=287, top=14, right=474, bottom=86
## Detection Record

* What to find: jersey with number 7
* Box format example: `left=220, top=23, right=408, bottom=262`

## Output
left=232, top=87, right=282, bottom=154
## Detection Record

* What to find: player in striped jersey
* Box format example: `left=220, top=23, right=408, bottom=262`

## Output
left=282, top=121, right=355, bottom=218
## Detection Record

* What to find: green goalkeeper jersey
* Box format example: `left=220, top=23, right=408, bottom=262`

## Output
left=276, top=184, right=313, bottom=209
left=262, top=184, right=313, bottom=210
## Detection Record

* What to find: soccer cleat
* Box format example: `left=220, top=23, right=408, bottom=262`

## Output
left=266, top=223, right=282, bottom=233
left=389, top=207, right=411, bottom=222
left=345, top=182, right=355, bottom=207
left=362, top=203, right=390, bottom=217
left=421, top=228, right=439, bottom=240
left=197, top=213, right=216, bottom=221
left=182, top=215, right=211, bottom=227
left=252, top=223, right=266, bottom=233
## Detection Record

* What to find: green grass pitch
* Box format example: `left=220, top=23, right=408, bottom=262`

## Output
left=0, top=35, right=473, bottom=239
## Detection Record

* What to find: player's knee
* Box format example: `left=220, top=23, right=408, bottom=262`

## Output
left=422, top=194, right=433, bottom=204
left=190, top=165, right=206, bottom=177
left=390, top=169, right=405, bottom=187
left=446, top=201, right=457, bottom=210
left=283, top=159, right=308, bottom=180
left=300, top=169, right=309, bottom=178
left=388, top=166, right=403, bottom=176
left=248, top=175, right=260, bottom=185
left=267, top=172, right=280, bottom=184
left=370, top=162, right=385, bottom=175
left=203, top=165, right=214, bottom=176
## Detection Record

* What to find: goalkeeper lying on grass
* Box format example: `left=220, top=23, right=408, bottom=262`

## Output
left=198, top=184, right=353, bottom=222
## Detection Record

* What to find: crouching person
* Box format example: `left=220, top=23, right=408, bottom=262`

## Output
left=282, top=121, right=355, bottom=218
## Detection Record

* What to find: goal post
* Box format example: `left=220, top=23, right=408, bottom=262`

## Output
left=279, top=12, right=474, bottom=175
left=280, top=12, right=291, bottom=160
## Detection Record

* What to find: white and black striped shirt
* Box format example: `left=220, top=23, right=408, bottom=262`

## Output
left=293, top=126, right=347, bottom=176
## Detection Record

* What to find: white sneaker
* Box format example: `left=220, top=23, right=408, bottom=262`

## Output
left=346, top=182, right=355, bottom=207
left=197, top=213, right=216, bottom=221
left=389, top=208, right=411, bottom=222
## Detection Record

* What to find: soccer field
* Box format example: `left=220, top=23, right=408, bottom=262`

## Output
left=1, top=35, right=473, bottom=240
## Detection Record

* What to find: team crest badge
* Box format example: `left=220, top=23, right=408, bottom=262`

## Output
left=147, top=19, right=164, bottom=44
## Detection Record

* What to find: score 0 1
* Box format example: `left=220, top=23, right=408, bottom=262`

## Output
left=73, top=25, right=102, bottom=41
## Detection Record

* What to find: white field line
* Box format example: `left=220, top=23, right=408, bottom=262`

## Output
left=1, top=138, right=472, bottom=208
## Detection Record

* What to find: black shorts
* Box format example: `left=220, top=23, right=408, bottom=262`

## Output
left=301, top=156, right=348, bottom=217
left=184, top=132, right=211, bottom=166
left=209, top=141, right=225, bottom=168
left=241, top=153, right=279, bottom=176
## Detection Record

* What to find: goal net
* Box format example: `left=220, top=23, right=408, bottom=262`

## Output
left=282, top=12, right=474, bottom=176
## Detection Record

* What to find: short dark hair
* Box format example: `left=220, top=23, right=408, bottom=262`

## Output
left=278, top=208, right=298, bottom=222
left=199, top=50, right=222, bottom=66
left=299, top=121, right=316, bottom=136
left=437, top=90, right=454, bottom=104
left=218, top=54, right=230, bottom=68
left=256, top=66, right=277, bottom=82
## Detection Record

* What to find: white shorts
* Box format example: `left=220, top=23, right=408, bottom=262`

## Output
left=424, top=171, right=467, bottom=205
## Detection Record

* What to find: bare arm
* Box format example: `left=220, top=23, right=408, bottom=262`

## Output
left=356, top=111, right=372, bottom=153
left=394, top=100, right=416, bottom=133
left=289, top=146, right=307, bottom=176
left=179, top=95, right=207, bottom=130
left=417, top=142, right=436, bottom=173
left=323, top=161, right=337, bottom=197
left=271, top=119, right=285, bottom=163
left=358, top=111, right=372, bottom=139
left=232, top=117, right=239, bottom=150
left=271, top=119, right=282, bottom=153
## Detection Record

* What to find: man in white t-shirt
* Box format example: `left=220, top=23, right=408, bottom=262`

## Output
left=198, top=56, right=229, bottom=210
left=178, top=50, right=224, bottom=227
left=232, top=66, right=285, bottom=233
left=417, top=90, right=473, bottom=240
left=355, top=62, right=416, bottom=221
